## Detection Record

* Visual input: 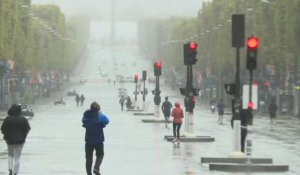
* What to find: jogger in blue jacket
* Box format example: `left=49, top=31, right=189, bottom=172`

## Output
left=82, top=102, right=109, bottom=175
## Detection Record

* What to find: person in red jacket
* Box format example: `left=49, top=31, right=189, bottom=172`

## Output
left=171, top=102, right=184, bottom=143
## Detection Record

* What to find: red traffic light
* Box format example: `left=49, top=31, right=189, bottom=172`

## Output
left=264, top=81, right=270, bottom=86
left=189, top=42, right=198, bottom=50
left=248, top=101, right=254, bottom=109
left=247, top=36, right=259, bottom=49
left=154, top=61, right=162, bottom=68
left=192, top=96, right=196, bottom=103
left=134, top=74, right=139, bottom=83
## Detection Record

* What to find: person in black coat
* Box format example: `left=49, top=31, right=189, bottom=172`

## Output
left=268, top=100, right=278, bottom=123
left=80, top=94, right=85, bottom=106
left=161, top=96, right=172, bottom=128
left=217, top=99, right=225, bottom=124
left=1, top=104, right=31, bottom=175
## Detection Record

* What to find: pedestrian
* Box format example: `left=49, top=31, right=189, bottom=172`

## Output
left=1, top=104, right=31, bottom=175
left=259, top=99, right=265, bottom=115
left=161, top=96, right=173, bottom=128
left=126, top=96, right=132, bottom=109
left=82, top=102, right=109, bottom=175
left=268, top=100, right=278, bottom=123
left=75, top=94, right=80, bottom=106
left=217, top=99, right=225, bottom=124
left=119, top=96, right=126, bottom=111
left=171, top=102, right=184, bottom=143
left=80, top=94, right=85, bottom=106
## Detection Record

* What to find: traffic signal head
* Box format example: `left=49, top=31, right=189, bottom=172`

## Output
left=142, top=70, right=147, bottom=81
left=224, top=83, right=235, bottom=95
left=154, top=61, right=162, bottom=76
left=190, top=96, right=196, bottom=113
left=184, top=42, right=198, bottom=65
left=248, top=101, right=254, bottom=110
left=246, top=36, right=259, bottom=70
left=134, top=74, right=138, bottom=83
left=154, top=95, right=161, bottom=105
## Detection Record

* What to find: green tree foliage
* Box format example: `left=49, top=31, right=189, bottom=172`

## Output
left=155, top=0, right=300, bottom=81
left=0, top=0, right=89, bottom=77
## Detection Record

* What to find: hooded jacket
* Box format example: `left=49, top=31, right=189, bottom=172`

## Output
left=171, top=102, right=184, bottom=124
left=82, top=109, right=109, bottom=145
left=1, top=104, right=31, bottom=144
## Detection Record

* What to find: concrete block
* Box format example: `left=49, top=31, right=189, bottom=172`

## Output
left=201, top=157, right=273, bottom=164
left=209, top=163, right=289, bottom=172
left=127, top=109, right=143, bottom=112
left=164, top=135, right=215, bottom=142
left=141, top=119, right=166, bottom=123
left=133, top=113, right=154, bottom=116
left=228, top=151, right=246, bottom=158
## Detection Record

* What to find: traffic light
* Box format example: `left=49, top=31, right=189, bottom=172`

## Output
left=134, top=74, right=138, bottom=83
left=189, top=96, right=196, bottom=113
left=184, top=96, right=196, bottom=113
left=184, top=42, right=198, bottom=65
left=248, top=101, right=254, bottom=110
left=154, top=61, right=162, bottom=76
left=246, top=36, right=259, bottom=70
left=154, top=95, right=161, bottom=105
left=142, top=70, right=147, bottom=81
left=224, top=83, right=235, bottom=95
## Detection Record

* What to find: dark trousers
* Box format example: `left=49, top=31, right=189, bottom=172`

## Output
left=85, top=143, right=104, bottom=175
left=173, top=123, right=182, bottom=139
left=163, top=112, right=170, bottom=124
left=121, top=103, right=124, bottom=111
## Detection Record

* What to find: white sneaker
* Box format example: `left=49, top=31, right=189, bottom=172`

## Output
left=172, top=138, right=177, bottom=143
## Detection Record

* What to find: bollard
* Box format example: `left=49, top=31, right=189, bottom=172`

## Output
left=246, top=139, right=252, bottom=157
left=188, top=113, right=194, bottom=134
left=184, top=111, right=189, bottom=134
left=233, top=120, right=241, bottom=152
left=154, top=105, right=160, bottom=118
left=143, top=101, right=145, bottom=111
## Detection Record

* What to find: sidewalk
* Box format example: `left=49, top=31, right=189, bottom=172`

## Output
left=0, top=82, right=72, bottom=121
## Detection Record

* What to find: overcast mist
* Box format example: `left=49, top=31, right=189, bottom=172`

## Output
left=32, top=0, right=203, bottom=20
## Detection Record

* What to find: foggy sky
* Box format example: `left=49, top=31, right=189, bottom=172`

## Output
left=32, top=0, right=203, bottom=20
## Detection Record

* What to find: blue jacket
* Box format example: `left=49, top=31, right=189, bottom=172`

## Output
left=82, top=110, right=109, bottom=145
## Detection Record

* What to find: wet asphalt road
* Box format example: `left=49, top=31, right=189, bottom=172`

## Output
left=1, top=43, right=300, bottom=175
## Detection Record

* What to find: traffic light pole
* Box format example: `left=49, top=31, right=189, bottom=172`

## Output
left=184, top=65, right=195, bottom=136
left=134, top=81, right=138, bottom=109
left=143, top=79, right=146, bottom=110
left=154, top=76, right=161, bottom=118
left=232, top=47, right=243, bottom=154
left=234, top=47, right=241, bottom=118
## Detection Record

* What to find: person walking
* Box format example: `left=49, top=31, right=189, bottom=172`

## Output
left=161, top=96, right=173, bottom=128
left=126, top=96, right=132, bottom=109
left=1, top=104, right=31, bottom=175
left=119, top=96, right=126, bottom=111
left=82, top=102, right=109, bottom=175
left=171, top=102, right=184, bottom=143
left=268, top=100, right=278, bottom=123
left=75, top=94, right=80, bottom=106
left=80, top=94, right=85, bottom=106
left=217, top=99, right=225, bottom=124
